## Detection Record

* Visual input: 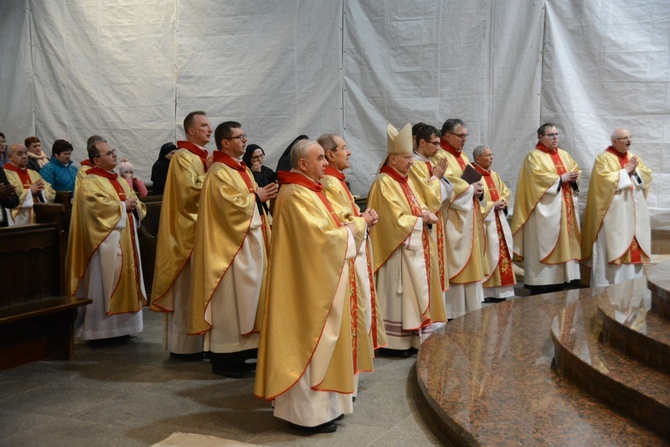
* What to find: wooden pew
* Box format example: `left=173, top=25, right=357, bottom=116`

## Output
left=138, top=194, right=163, bottom=296
left=0, top=221, right=91, bottom=371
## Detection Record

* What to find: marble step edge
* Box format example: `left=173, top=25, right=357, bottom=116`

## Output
left=597, top=294, right=670, bottom=374
left=550, top=311, right=670, bottom=440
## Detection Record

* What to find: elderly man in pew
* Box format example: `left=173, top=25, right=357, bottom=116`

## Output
left=3, top=143, right=56, bottom=225
left=66, top=140, right=147, bottom=341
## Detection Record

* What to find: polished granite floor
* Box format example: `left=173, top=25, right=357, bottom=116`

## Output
left=0, top=308, right=458, bottom=447
left=417, top=276, right=669, bottom=446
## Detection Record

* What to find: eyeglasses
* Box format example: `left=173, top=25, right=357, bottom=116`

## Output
left=95, top=149, right=116, bottom=158
left=427, top=140, right=441, bottom=146
left=615, top=136, right=632, bottom=141
left=225, top=134, right=248, bottom=141
left=448, top=132, right=468, bottom=139
left=544, top=133, right=560, bottom=138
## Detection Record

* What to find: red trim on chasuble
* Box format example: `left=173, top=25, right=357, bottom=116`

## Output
left=177, top=140, right=209, bottom=171
left=3, top=163, right=33, bottom=188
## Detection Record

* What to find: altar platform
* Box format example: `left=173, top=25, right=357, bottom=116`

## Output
left=417, top=262, right=670, bottom=446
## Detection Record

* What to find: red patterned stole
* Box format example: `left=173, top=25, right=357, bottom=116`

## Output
left=4, top=163, right=44, bottom=204
left=380, top=165, right=431, bottom=322
left=605, top=147, right=643, bottom=263
left=4, top=163, right=33, bottom=189
left=439, top=140, right=466, bottom=170
left=535, top=142, right=575, bottom=234
left=421, top=159, right=446, bottom=291
left=177, top=140, right=209, bottom=172
left=472, top=164, right=515, bottom=286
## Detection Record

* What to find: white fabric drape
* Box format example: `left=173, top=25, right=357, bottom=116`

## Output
left=0, top=0, right=668, bottom=228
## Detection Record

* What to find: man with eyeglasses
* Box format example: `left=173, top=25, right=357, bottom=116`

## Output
left=151, top=111, right=212, bottom=360
left=66, top=141, right=147, bottom=340
left=436, top=118, right=488, bottom=318
left=581, top=128, right=652, bottom=287
left=472, top=145, right=516, bottom=302
left=319, top=133, right=386, bottom=388
left=409, top=123, right=451, bottom=324
left=188, top=121, right=277, bottom=378
left=511, top=123, right=581, bottom=295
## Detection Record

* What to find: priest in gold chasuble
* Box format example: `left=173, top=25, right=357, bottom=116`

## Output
left=368, top=123, right=437, bottom=355
left=581, top=128, right=652, bottom=288
left=511, top=123, right=581, bottom=295
left=67, top=141, right=146, bottom=340
left=472, top=145, right=516, bottom=301
left=188, top=121, right=276, bottom=377
left=436, top=118, right=488, bottom=318
left=319, top=133, right=386, bottom=396
left=151, top=111, right=211, bottom=357
left=255, top=139, right=357, bottom=433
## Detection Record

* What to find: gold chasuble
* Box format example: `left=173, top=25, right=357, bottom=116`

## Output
left=151, top=141, right=208, bottom=310
left=322, top=166, right=387, bottom=373
left=511, top=143, right=581, bottom=265
left=368, top=166, right=440, bottom=323
left=255, top=171, right=354, bottom=400
left=581, top=147, right=652, bottom=264
left=472, top=163, right=516, bottom=288
left=187, top=151, right=270, bottom=336
left=435, top=140, right=488, bottom=283
left=409, top=159, right=449, bottom=293
left=67, top=168, right=147, bottom=313
left=3, top=164, right=56, bottom=223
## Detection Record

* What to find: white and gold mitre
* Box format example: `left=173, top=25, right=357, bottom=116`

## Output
left=387, top=123, right=413, bottom=155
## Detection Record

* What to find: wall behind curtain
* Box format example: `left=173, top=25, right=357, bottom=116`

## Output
left=0, top=0, right=668, bottom=228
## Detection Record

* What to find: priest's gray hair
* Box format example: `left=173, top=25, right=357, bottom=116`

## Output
left=6, top=143, right=24, bottom=157
left=290, top=139, right=318, bottom=169
left=472, top=145, right=490, bottom=160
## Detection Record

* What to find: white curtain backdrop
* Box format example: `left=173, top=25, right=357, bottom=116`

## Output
left=1, top=0, right=668, bottom=228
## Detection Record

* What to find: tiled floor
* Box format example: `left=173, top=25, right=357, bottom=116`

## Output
left=0, top=308, right=464, bottom=447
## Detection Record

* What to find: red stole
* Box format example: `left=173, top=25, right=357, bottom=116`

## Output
left=535, top=142, right=575, bottom=233
left=277, top=171, right=340, bottom=227
left=472, top=163, right=499, bottom=201
left=605, top=146, right=629, bottom=168
left=472, top=164, right=514, bottom=286
left=4, top=163, right=33, bottom=188
left=177, top=140, right=209, bottom=171
left=605, top=147, right=642, bottom=263
left=80, top=159, right=93, bottom=168
left=439, top=140, right=466, bottom=170
left=87, top=168, right=128, bottom=202
left=213, top=151, right=255, bottom=193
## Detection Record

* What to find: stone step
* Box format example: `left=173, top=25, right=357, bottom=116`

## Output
left=647, top=260, right=670, bottom=320
left=596, top=278, right=670, bottom=374
left=551, top=294, right=670, bottom=440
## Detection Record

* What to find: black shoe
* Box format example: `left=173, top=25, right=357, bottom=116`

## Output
left=288, top=421, right=337, bottom=434
left=376, top=348, right=413, bottom=358
left=170, top=352, right=206, bottom=361
left=484, top=297, right=507, bottom=303
left=330, top=414, right=344, bottom=423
